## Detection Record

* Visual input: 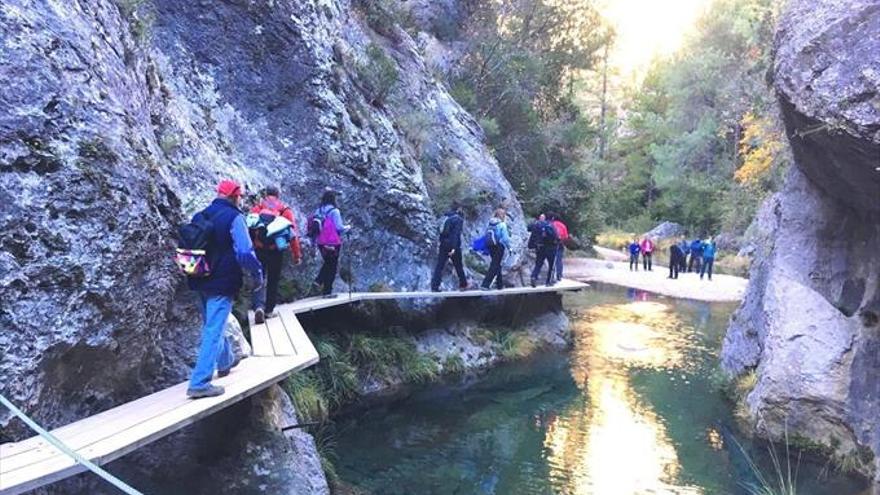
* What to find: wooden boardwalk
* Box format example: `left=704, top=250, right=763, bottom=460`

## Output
left=0, top=280, right=586, bottom=494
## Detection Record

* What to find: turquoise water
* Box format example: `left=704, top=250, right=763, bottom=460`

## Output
left=333, top=284, right=870, bottom=494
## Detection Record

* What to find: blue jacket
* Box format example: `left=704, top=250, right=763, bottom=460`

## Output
left=702, top=242, right=717, bottom=259
left=690, top=240, right=704, bottom=256
left=189, top=198, right=263, bottom=297
left=679, top=240, right=690, bottom=254
left=628, top=242, right=640, bottom=255
left=489, top=218, right=511, bottom=249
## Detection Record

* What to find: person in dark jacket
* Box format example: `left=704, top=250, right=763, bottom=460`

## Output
left=688, top=238, right=704, bottom=273
left=677, top=236, right=689, bottom=273
left=431, top=203, right=468, bottom=292
left=668, top=242, right=683, bottom=279
left=187, top=180, right=263, bottom=399
left=628, top=239, right=640, bottom=271
left=530, top=214, right=558, bottom=287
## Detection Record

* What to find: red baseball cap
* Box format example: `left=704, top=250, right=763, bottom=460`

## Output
left=217, top=180, right=241, bottom=197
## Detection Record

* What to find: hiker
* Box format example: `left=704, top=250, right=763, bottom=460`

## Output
left=481, top=208, right=511, bottom=290
left=309, top=188, right=348, bottom=297
left=668, top=241, right=683, bottom=279
left=248, top=186, right=302, bottom=324
left=677, top=236, right=689, bottom=273
left=529, top=213, right=559, bottom=287
left=184, top=180, right=263, bottom=399
left=700, top=238, right=717, bottom=281
left=640, top=236, right=655, bottom=271
left=688, top=238, right=704, bottom=273
left=431, top=203, right=468, bottom=292
left=550, top=213, right=570, bottom=282
left=628, top=239, right=640, bottom=271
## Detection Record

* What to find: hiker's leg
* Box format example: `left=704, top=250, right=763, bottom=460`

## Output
left=431, top=248, right=449, bottom=290
left=253, top=250, right=269, bottom=311
left=707, top=258, right=714, bottom=280
left=648, top=252, right=652, bottom=271
left=317, top=248, right=333, bottom=293
left=555, top=245, right=564, bottom=280
left=451, top=249, right=467, bottom=287
left=265, top=250, right=283, bottom=313
left=324, top=249, right=339, bottom=294
left=482, top=247, right=499, bottom=288
left=700, top=258, right=707, bottom=279
left=189, top=294, right=233, bottom=391
left=545, top=248, right=556, bottom=285
left=495, top=245, right=505, bottom=288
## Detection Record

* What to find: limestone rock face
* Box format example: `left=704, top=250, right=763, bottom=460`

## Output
left=722, top=0, right=880, bottom=478
left=0, top=0, right=523, bottom=491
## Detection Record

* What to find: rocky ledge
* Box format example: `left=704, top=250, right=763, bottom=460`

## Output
left=721, top=0, right=880, bottom=479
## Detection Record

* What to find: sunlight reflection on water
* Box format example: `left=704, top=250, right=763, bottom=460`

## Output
left=544, top=298, right=704, bottom=494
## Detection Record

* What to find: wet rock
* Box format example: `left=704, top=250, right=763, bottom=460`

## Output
left=722, top=0, right=880, bottom=479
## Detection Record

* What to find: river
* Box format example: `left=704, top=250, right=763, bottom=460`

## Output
left=333, top=284, right=869, bottom=494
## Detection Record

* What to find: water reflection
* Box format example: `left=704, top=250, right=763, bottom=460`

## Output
left=545, top=298, right=704, bottom=494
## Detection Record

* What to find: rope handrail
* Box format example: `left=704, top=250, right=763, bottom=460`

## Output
left=0, top=394, right=143, bottom=495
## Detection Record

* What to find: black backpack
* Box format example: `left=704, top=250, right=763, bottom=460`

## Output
left=178, top=211, right=214, bottom=251
left=538, top=221, right=559, bottom=246
left=175, top=211, right=215, bottom=277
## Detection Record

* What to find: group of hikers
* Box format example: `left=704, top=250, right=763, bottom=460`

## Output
left=175, top=181, right=572, bottom=399
left=431, top=205, right=571, bottom=292
left=627, top=235, right=718, bottom=281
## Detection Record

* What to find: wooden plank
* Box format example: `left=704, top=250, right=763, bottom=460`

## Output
left=278, top=308, right=318, bottom=361
left=1, top=358, right=262, bottom=475
left=264, top=315, right=295, bottom=356
left=248, top=310, right=274, bottom=357
left=0, top=355, right=317, bottom=495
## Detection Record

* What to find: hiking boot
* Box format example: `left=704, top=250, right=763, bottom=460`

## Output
left=458, top=285, right=470, bottom=292
left=480, top=286, right=491, bottom=291
left=218, top=356, right=242, bottom=378
left=266, top=310, right=278, bottom=319
left=187, top=385, right=225, bottom=399
left=254, top=308, right=265, bottom=325
left=530, top=278, right=537, bottom=288
left=431, top=287, right=441, bottom=293
left=322, top=293, right=338, bottom=299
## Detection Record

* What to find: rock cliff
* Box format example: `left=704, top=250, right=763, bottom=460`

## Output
left=0, top=0, right=526, bottom=492
left=721, top=0, right=880, bottom=478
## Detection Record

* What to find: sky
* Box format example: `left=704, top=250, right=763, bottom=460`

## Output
left=598, top=0, right=713, bottom=81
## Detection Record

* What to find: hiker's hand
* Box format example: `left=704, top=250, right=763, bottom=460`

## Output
left=294, top=257, right=303, bottom=266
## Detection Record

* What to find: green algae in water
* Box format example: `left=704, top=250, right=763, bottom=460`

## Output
left=333, top=285, right=870, bottom=494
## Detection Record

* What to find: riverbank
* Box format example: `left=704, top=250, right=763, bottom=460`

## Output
left=564, top=255, right=747, bottom=302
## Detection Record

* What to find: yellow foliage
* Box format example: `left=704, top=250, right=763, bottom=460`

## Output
left=735, top=112, right=783, bottom=185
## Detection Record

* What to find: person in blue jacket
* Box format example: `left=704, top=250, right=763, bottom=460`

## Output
left=701, top=238, right=717, bottom=281
left=688, top=238, right=704, bottom=273
left=481, top=208, right=511, bottom=290
left=187, top=180, right=264, bottom=399
left=677, top=235, right=689, bottom=273
left=628, top=239, right=640, bottom=271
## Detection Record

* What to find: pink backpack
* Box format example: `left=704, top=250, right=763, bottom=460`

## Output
left=316, top=208, right=341, bottom=246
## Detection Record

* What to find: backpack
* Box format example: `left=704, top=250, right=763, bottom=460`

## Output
left=175, top=211, right=215, bottom=278
left=313, top=207, right=341, bottom=246
left=250, top=200, right=292, bottom=249
left=538, top=221, right=558, bottom=247
left=485, top=221, right=499, bottom=247
left=307, top=206, right=336, bottom=241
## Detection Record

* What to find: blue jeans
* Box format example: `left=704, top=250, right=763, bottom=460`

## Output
left=555, top=244, right=565, bottom=280
left=700, top=257, right=715, bottom=280
left=189, top=293, right=236, bottom=391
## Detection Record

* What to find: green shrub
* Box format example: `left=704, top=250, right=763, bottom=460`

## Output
left=443, top=354, right=466, bottom=376
left=497, top=331, right=537, bottom=361
left=284, top=372, right=329, bottom=423
left=356, top=43, right=399, bottom=106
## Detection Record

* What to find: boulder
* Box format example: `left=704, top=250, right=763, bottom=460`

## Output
left=644, top=221, right=685, bottom=240
left=722, top=0, right=880, bottom=478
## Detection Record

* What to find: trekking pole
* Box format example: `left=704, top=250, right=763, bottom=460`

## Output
left=346, top=231, right=353, bottom=301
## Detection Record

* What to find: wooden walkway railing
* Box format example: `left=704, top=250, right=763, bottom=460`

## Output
left=0, top=279, right=587, bottom=494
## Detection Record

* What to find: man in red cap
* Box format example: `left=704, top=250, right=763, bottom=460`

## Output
left=186, top=179, right=263, bottom=399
